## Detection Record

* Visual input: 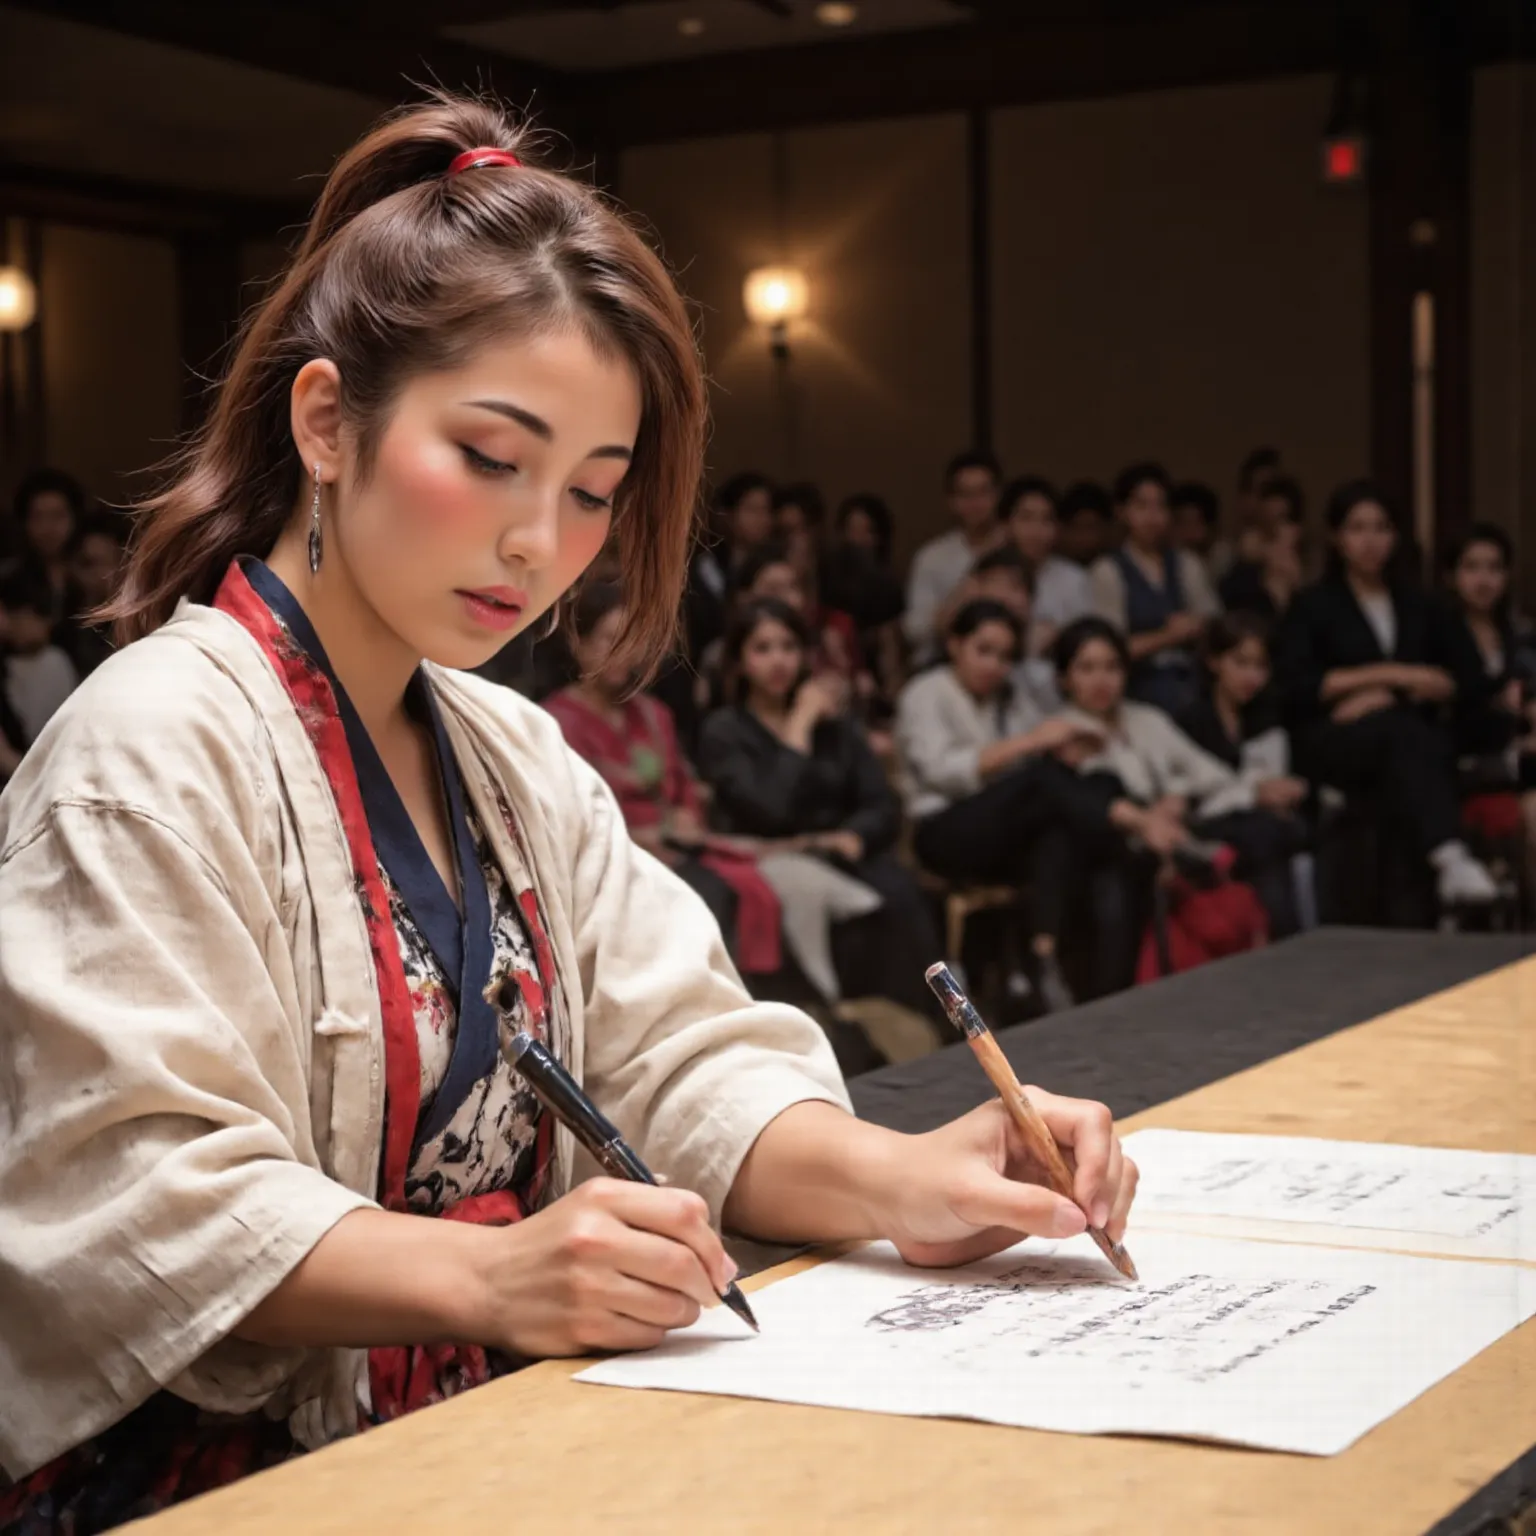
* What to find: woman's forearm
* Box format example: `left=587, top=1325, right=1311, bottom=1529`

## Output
left=722, top=1101, right=903, bottom=1244
left=235, top=1207, right=498, bottom=1350
left=1127, top=627, right=1171, bottom=661
left=1320, top=663, right=1401, bottom=702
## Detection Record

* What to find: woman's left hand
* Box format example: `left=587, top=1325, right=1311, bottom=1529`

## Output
left=872, top=1093, right=1138, bottom=1270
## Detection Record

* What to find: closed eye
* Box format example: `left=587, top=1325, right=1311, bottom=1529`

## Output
left=572, top=487, right=614, bottom=512
left=461, top=443, right=514, bottom=476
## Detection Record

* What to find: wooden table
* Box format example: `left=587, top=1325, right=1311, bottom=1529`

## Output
left=130, top=937, right=1535, bottom=1535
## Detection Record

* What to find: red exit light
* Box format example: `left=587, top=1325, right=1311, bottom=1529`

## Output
left=1323, top=135, right=1366, bottom=184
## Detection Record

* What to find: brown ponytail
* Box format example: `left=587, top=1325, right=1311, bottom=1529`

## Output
left=107, top=92, right=706, bottom=678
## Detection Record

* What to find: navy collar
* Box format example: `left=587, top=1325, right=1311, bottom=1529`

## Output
left=242, top=559, right=501, bottom=1145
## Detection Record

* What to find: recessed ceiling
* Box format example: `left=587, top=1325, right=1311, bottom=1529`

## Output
left=452, top=0, right=974, bottom=74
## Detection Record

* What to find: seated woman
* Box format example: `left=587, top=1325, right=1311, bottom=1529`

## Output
left=1054, top=618, right=1304, bottom=942
left=733, top=542, right=866, bottom=693
left=821, top=492, right=907, bottom=703
left=544, top=583, right=781, bottom=981
left=698, top=598, right=944, bottom=1027
left=1219, top=490, right=1304, bottom=627
left=895, top=600, right=1118, bottom=1010
left=1274, top=481, right=1498, bottom=911
left=1003, top=474, right=1092, bottom=672
left=1089, top=462, right=1220, bottom=716
left=1177, top=613, right=1312, bottom=935
left=1443, top=522, right=1536, bottom=878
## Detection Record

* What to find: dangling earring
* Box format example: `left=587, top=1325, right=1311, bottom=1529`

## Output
left=308, top=463, right=324, bottom=575
left=536, top=603, right=561, bottom=641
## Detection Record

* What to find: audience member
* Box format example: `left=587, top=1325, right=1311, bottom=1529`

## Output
left=772, top=481, right=825, bottom=590
left=1233, top=446, right=1282, bottom=564
left=1171, top=480, right=1234, bottom=583
left=1054, top=617, right=1301, bottom=948
left=903, top=450, right=1005, bottom=664
left=1177, top=613, right=1311, bottom=934
left=699, top=598, right=943, bottom=1026
left=686, top=471, right=775, bottom=659
left=5, top=467, right=87, bottom=624
left=1442, top=524, right=1536, bottom=872
left=1275, top=480, right=1498, bottom=910
left=1220, top=484, right=1304, bottom=624
left=1090, top=462, right=1219, bottom=716
left=57, top=510, right=128, bottom=677
left=734, top=543, right=865, bottom=691
left=544, top=584, right=783, bottom=981
left=822, top=492, right=906, bottom=705
left=1057, top=480, right=1116, bottom=568
left=1003, top=475, right=1093, bottom=660
left=0, top=569, right=79, bottom=744
left=895, top=600, right=1115, bottom=1009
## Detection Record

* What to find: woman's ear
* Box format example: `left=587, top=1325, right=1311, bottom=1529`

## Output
left=291, top=359, right=345, bottom=483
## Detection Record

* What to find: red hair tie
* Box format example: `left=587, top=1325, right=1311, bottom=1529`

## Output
left=447, top=147, right=521, bottom=177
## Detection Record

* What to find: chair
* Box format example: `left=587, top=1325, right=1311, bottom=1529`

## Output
left=911, top=869, right=1022, bottom=992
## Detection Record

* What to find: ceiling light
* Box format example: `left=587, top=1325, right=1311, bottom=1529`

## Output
left=814, top=2, right=858, bottom=24
left=678, top=16, right=705, bottom=36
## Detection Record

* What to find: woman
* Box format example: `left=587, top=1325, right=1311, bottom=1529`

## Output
left=1089, top=462, right=1220, bottom=716
left=685, top=471, right=775, bottom=662
left=822, top=492, right=906, bottom=701
left=1002, top=475, right=1090, bottom=707
left=698, top=599, right=944, bottom=1026
left=0, top=97, right=1136, bottom=1527
left=772, top=480, right=825, bottom=590
left=733, top=543, right=865, bottom=691
left=544, top=583, right=781, bottom=981
left=1443, top=522, right=1536, bottom=879
left=895, top=600, right=1116, bottom=1009
left=1177, top=613, right=1312, bottom=935
left=1219, top=492, right=1303, bottom=625
left=3, top=466, right=86, bottom=625
left=1054, top=618, right=1302, bottom=945
left=1274, top=481, right=1497, bottom=910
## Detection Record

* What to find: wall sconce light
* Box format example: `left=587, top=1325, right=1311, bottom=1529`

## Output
left=743, top=265, right=808, bottom=359
left=0, top=267, right=38, bottom=332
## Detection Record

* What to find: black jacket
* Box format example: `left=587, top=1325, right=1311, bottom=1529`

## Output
left=1274, top=573, right=1488, bottom=734
left=696, top=706, right=899, bottom=856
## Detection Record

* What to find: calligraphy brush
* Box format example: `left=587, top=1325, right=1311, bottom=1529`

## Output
left=925, top=961, right=1139, bottom=1282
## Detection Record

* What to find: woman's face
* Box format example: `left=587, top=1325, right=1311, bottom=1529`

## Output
left=842, top=508, right=878, bottom=553
left=573, top=604, right=633, bottom=695
left=1335, top=499, right=1396, bottom=580
left=1454, top=539, right=1509, bottom=617
left=24, top=490, right=77, bottom=563
left=739, top=617, right=804, bottom=703
left=1263, top=520, right=1303, bottom=582
left=69, top=532, right=124, bottom=607
left=327, top=328, right=638, bottom=672
left=747, top=559, right=805, bottom=612
left=950, top=619, right=1017, bottom=699
left=1212, top=635, right=1270, bottom=707
left=729, top=487, right=774, bottom=549
left=1009, top=492, right=1057, bottom=565
left=1063, top=637, right=1126, bottom=716
left=1121, top=480, right=1170, bottom=549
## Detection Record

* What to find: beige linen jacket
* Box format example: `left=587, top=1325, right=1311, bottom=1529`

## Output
left=0, top=599, right=849, bottom=1479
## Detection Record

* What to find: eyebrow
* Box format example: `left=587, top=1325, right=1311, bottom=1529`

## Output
left=466, top=398, right=633, bottom=462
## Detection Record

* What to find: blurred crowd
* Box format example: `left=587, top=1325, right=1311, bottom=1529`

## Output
left=4, top=448, right=1532, bottom=1073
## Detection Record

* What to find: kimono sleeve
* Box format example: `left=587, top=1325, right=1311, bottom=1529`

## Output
left=564, top=751, right=851, bottom=1227
left=0, top=799, right=372, bottom=1479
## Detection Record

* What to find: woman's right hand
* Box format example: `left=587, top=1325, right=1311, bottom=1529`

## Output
left=476, top=1179, right=736, bottom=1357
